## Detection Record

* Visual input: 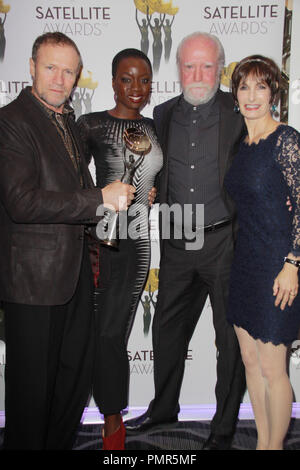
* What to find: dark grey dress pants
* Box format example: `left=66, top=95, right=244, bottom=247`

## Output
left=148, top=224, right=246, bottom=436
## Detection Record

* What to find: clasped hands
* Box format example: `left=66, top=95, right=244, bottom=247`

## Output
left=102, top=180, right=156, bottom=212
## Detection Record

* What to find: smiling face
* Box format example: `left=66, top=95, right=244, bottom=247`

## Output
left=178, top=35, right=220, bottom=106
left=30, top=42, right=80, bottom=113
left=237, top=74, right=272, bottom=122
left=112, top=57, right=152, bottom=119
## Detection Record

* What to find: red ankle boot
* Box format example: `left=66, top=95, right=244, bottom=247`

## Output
left=102, top=419, right=126, bottom=450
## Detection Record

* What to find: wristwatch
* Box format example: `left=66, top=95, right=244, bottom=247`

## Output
left=284, top=257, right=300, bottom=268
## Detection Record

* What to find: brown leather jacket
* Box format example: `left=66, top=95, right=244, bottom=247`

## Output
left=0, top=88, right=102, bottom=305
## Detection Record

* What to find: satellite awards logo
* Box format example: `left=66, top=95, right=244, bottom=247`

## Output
left=134, top=0, right=179, bottom=74
left=0, top=0, right=10, bottom=62
left=35, top=4, right=111, bottom=36
left=72, top=70, right=98, bottom=119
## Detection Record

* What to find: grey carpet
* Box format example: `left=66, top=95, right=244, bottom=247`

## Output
left=0, top=418, right=298, bottom=451
left=73, top=418, right=300, bottom=451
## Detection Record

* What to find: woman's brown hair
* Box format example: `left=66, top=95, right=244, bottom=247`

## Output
left=231, top=55, right=281, bottom=105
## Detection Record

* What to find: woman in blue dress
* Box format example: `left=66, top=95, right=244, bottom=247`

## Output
left=225, top=55, right=300, bottom=450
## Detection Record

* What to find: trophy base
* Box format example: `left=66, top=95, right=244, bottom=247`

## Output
left=100, top=238, right=119, bottom=248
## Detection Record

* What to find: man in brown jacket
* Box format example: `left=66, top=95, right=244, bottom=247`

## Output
left=0, top=32, right=134, bottom=450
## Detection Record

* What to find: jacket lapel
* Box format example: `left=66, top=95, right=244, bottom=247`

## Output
left=161, top=96, right=181, bottom=154
left=217, top=90, right=240, bottom=187
left=47, top=120, right=83, bottom=185
left=68, top=117, right=95, bottom=189
left=159, top=96, right=181, bottom=202
left=20, top=90, right=85, bottom=188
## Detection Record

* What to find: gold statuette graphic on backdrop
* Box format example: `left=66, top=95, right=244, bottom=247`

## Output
left=134, top=0, right=178, bottom=72
left=135, top=0, right=155, bottom=15
left=0, top=1, right=10, bottom=62
left=135, top=0, right=178, bottom=15
left=147, top=0, right=178, bottom=15
left=72, top=70, right=98, bottom=119
left=142, top=268, right=159, bottom=336
left=221, top=62, right=238, bottom=89
left=144, top=268, right=159, bottom=293
left=0, top=1, right=9, bottom=14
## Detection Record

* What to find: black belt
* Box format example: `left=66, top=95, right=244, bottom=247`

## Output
left=170, top=218, right=232, bottom=235
left=203, top=218, right=232, bottom=233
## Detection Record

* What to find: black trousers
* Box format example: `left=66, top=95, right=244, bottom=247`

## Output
left=148, top=225, right=246, bottom=436
left=3, top=243, right=94, bottom=450
left=93, top=237, right=139, bottom=415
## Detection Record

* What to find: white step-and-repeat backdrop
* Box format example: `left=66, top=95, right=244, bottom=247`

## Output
left=0, top=0, right=299, bottom=415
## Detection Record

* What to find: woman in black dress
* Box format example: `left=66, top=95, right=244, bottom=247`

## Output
left=225, top=56, right=300, bottom=450
left=78, top=49, right=163, bottom=450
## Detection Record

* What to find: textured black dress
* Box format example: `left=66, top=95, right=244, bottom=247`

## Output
left=78, top=111, right=163, bottom=413
left=225, top=125, right=300, bottom=346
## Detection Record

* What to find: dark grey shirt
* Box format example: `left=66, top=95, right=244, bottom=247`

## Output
left=167, top=94, right=229, bottom=227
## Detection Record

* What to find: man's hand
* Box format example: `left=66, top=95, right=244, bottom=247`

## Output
left=102, top=180, right=136, bottom=212
left=148, top=186, right=157, bottom=207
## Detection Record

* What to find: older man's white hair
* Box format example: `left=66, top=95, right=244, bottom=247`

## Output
left=176, top=31, right=225, bottom=77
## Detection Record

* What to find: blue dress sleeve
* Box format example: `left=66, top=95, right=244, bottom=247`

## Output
left=275, top=126, right=300, bottom=256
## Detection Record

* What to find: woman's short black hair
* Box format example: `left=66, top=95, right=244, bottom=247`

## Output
left=112, top=48, right=152, bottom=79
left=231, top=55, right=281, bottom=104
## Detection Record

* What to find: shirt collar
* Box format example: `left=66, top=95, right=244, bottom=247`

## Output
left=178, top=91, right=218, bottom=120
left=25, top=86, right=75, bottom=122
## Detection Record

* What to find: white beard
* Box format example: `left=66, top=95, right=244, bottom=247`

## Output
left=183, top=81, right=219, bottom=106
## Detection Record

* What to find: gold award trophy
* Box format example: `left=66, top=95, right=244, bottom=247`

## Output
left=98, top=127, right=151, bottom=248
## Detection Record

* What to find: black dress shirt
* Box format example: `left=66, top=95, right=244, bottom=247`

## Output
left=167, top=94, right=229, bottom=228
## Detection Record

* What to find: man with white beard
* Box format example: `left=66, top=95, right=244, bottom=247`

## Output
left=126, top=32, right=246, bottom=450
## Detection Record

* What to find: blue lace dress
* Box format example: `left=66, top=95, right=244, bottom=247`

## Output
left=225, top=125, right=300, bottom=345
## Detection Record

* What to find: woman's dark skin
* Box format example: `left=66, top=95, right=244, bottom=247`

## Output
left=104, top=56, right=155, bottom=438
left=109, top=56, right=152, bottom=119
